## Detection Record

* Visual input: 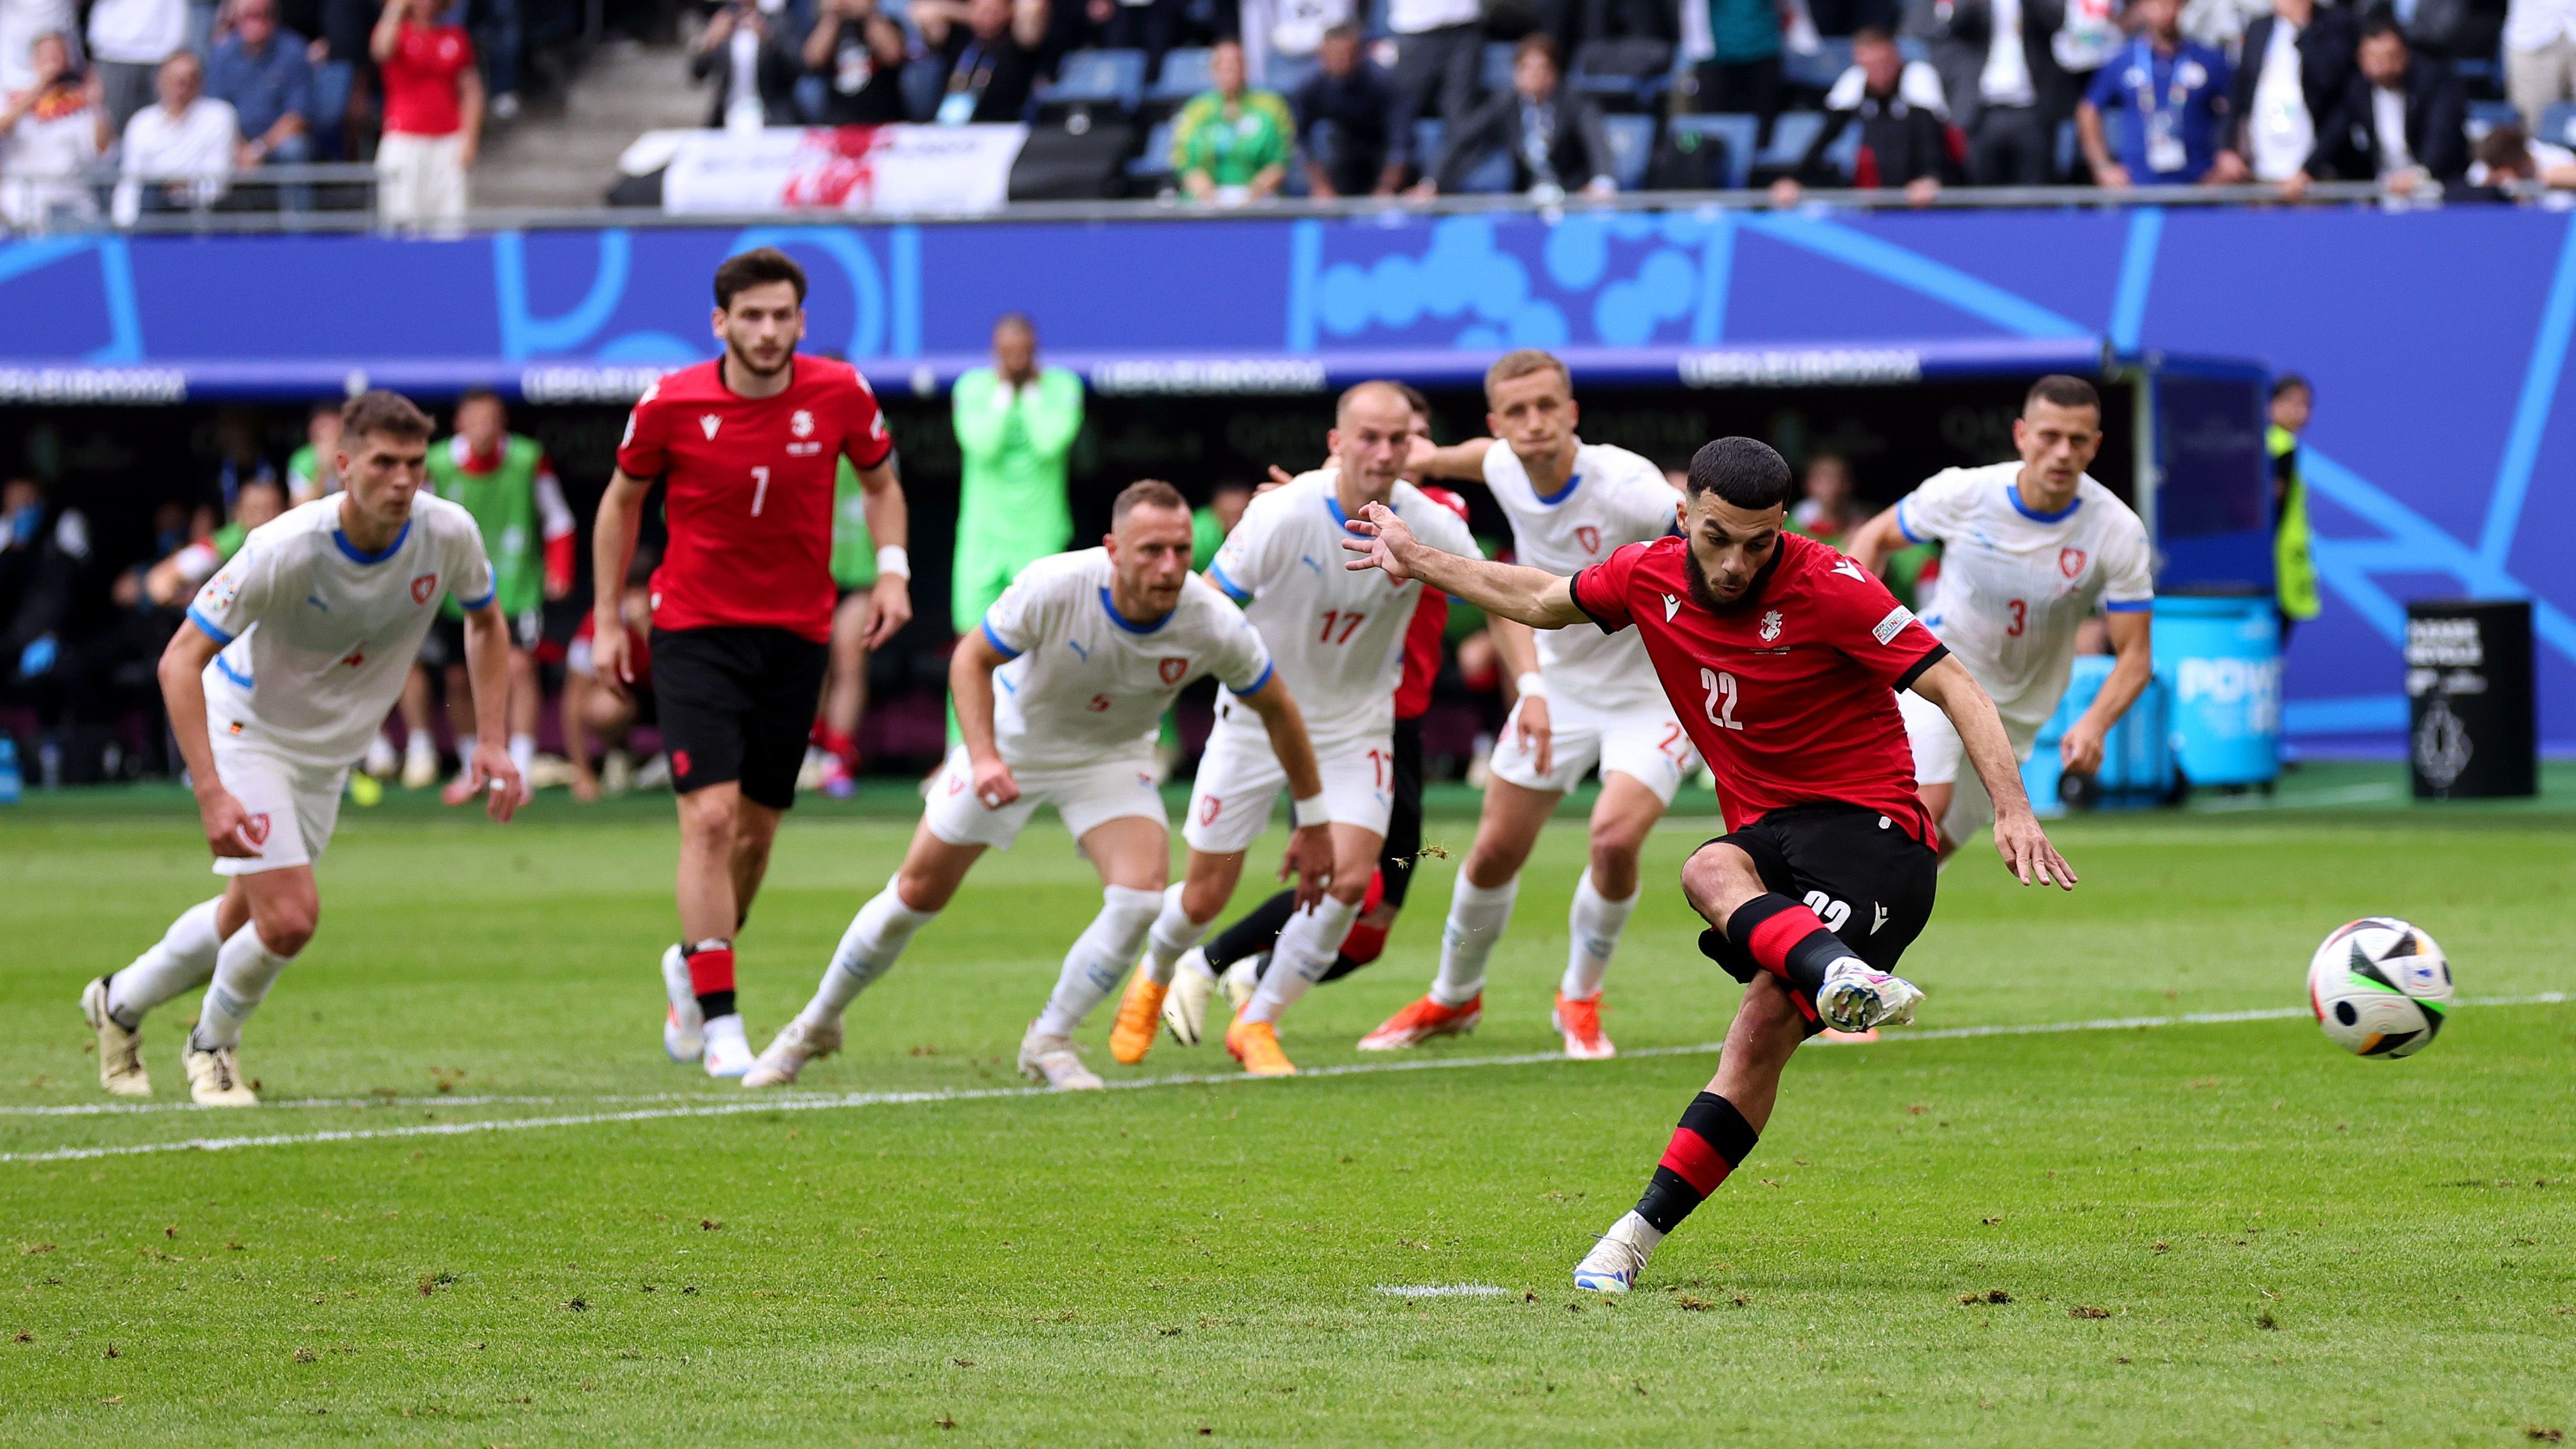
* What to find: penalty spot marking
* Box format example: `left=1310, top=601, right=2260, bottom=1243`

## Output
left=4, top=992, right=2562, bottom=1166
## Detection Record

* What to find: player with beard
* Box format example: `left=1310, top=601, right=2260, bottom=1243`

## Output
left=1339, top=436, right=2076, bottom=1292
left=591, top=247, right=914, bottom=1078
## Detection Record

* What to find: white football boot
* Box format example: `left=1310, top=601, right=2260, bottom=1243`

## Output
left=1570, top=1211, right=1664, bottom=1294
left=1219, top=955, right=1262, bottom=1013
left=743, top=1016, right=841, bottom=1088
left=183, top=1038, right=259, bottom=1107
left=1816, top=959, right=1924, bottom=1034
left=1160, top=948, right=1217, bottom=1046
left=81, top=976, right=150, bottom=1097
left=660, top=945, right=704, bottom=1063
left=701, top=1014, right=755, bottom=1078
left=1017, top=1023, right=1105, bottom=1091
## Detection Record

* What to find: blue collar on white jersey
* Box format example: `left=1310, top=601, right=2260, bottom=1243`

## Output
left=2005, top=480, right=2082, bottom=524
left=1098, top=587, right=1172, bottom=634
left=332, top=519, right=411, bottom=565
left=1532, top=470, right=1583, bottom=506
left=1323, top=492, right=1350, bottom=527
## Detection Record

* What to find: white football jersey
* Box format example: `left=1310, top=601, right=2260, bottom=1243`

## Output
left=1895, top=461, right=2154, bottom=732
left=1482, top=439, right=1678, bottom=705
left=188, top=495, right=495, bottom=767
left=981, top=548, right=1273, bottom=771
left=1208, top=471, right=1481, bottom=748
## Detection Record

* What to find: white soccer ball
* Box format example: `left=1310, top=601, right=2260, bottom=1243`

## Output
left=2307, top=917, right=2453, bottom=1059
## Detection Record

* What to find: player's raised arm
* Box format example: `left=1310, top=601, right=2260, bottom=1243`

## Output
left=852, top=455, right=913, bottom=648
left=1907, top=655, right=2077, bottom=890
left=589, top=467, right=652, bottom=691
left=1844, top=502, right=1909, bottom=575
left=1403, top=434, right=1496, bottom=480
left=947, top=624, right=1020, bottom=811
left=1340, top=500, right=1588, bottom=629
left=1231, top=672, right=1337, bottom=910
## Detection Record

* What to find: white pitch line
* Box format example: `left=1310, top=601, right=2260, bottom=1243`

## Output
left=4, top=991, right=2563, bottom=1166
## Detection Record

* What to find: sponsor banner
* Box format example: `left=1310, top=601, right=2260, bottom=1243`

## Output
left=659, top=125, right=1028, bottom=217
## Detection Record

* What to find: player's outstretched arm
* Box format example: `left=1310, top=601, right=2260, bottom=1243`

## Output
left=155, top=623, right=259, bottom=859
left=1844, top=504, right=1908, bottom=575
left=1235, top=674, right=1336, bottom=910
left=1340, top=502, right=1587, bottom=629
left=589, top=469, right=652, bottom=691
left=2061, top=611, right=2152, bottom=775
left=947, top=627, right=1020, bottom=810
left=446, top=603, right=525, bottom=822
left=1402, top=436, right=1495, bottom=480
left=1909, top=655, right=2077, bottom=890
left=855, top=456, right=913, bottom=650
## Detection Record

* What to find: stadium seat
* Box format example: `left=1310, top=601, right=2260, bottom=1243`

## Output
left=1482, top=41, right=1515, bottom=96
left=2466, top=99, right=2522, bottom=143
left=1036, top=48, right=1148, bottom=117
left=2539, top=101, right=2576, bottom=148
left=1755, top=110, right=1825, bottom=178
left=1569, top=37, right=1675, bottom=111
left=1129, top=118, right=1177, bottom=182
left=900, top=54, right=948, bottom=122
left=1601, top=113, right=1656, bottom=190
left=1782, top=37, right=1853, bottom=94
left=1664, top=113, right=1757, bottom=189
left=1263, top=51, right=1319, bottom=96
left=1150, top=47, right=1214, bottom=106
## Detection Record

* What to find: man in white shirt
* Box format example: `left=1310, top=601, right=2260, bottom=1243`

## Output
left=83, top=0, right=182, bottom=130
left=1, top=31, right=110, bottom=228
left=2228, top=0, right=2354, bottom=184
left=79, top=392, right=524, bottom=1107
left=1361, top=351, right=1695, bottom=1061
left=2508, top=0, right=2576, bottom=132
left=1948, top=0, right=2066, bottom=184
left=743, top=482, right=1335, bottom=1093
left=113, top=50, right=237, bottom=225
left=0, top=0, right=76, bottom=95
left=1846, top=375, right=2155, bottom=857
left=1390, top=0, right=1483, bottom=133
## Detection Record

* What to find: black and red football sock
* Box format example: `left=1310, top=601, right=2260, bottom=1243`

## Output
left=1633, top=1091, right=1760, bottom=1234
left=684, top=939, right=737, bottom=1020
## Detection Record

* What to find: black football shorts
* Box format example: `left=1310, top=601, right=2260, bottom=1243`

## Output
left=1695, top=801, right=1940, bottom=995
left=649, top=626, right=830, bottom=810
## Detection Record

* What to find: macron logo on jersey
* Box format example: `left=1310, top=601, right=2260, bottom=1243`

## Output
left=699, top=415, right=721, bottom=440
left=1831, top=558, right=1869, bottom=584
left=1661, top=593, right=1682, bottom=622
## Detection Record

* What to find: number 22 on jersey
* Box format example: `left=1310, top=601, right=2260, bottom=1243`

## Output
left=1700, top=667, right=1744, bottom=731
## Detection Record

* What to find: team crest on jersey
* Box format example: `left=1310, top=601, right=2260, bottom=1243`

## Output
left=410, top=573, right=437, bottom=604
left=791, top=409, right=815, bottom=439
left=1576, top=526, right=1601, bottom=555
left=1158, top=657, right=1189, bottom=684
left=2059, top=546, right=2089, bottom=579
left=1758, top=609, right=1783, bottom=642
left=241, top=813, right=271, bottom=847
left=699, top=415, right=722, bottom=440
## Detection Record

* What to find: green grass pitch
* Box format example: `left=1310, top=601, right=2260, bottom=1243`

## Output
left=3, top=769, right=2572, bottom=1445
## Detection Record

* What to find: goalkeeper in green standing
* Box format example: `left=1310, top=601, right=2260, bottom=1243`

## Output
left=948, top=313, right=1083, bottom=729
left=424, top=388, right=576, bottom=799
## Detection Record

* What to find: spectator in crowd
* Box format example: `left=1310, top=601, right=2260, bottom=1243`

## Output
left=371, top=0, right=481, bottom=226
left=1787, top=452, right=1868, bottom=544
left=564, top=551, right=657, bottom=801
left=1292, top=21, right=1408, bottom=196
left=1, top=0, right=75, bottom=96
left=692, top=0, right=799, bottom=130
left=1243, top=0, right=1353, bottom=89
left=465, top=0, right=517, bottom=121
left=205, top=0, right=315, bottom=183
left=949, top=311, right=1082, bottom=650
left=2507, top=0, right=2576, bottom=133
left=1173, top=37, right=1294, bottom=203
left=2268, top=373, right=2317, bottom=647
left=286, top=400, right=343, bottom=502
left=2179, top=0, right=2266, bottom=58
left=1944, top=0, right=2071, bottom=184
left=2229, top=0, right=2356, bottom=187
left=1, top=31, right=109, bottom=228
left=0, top=476, right=91, bottom=719
left=1428, top=34, right=1617, bottom=197
left=2293, top=13, right=2465, bottom=196
left=1389, top=0, right=1481, bottom=132
left=1770, top=25, right=1960, bottom=203
left=425, top=386, right=573, bottom=794
left=142, top=476, right=283, bottom=607
left=86, top=0, right=183, bottom=132
left=1697, top=0, right=1786, bottom=130
left=915, top=0, right=1046, bottom=125
left=2464, top=118, right=2576, bottom=189
left=803, top=0, right=909, bottom=125
left=113, top=51, right=238, bottom=225
left=2077, top=0, right=2243, bottom=187
left=1192, top=478, right=1253, bottom=564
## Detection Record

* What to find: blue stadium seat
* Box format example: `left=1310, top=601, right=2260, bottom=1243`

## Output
left=1666, top=113, right=1758, bottom=189
left=1415, top=116, right=1515, bottom=191
left=1756, top=110, right=1825, bottom=174
left=1825, top=113, right=1860, bottom=176
left=2544, top=102, right=2576, bottom=148
left=1037, top=48, right=1148, bottom=114
left=1782, top=38, right=1852, bottom=93
left=1264, top=51, right=1319, bottom=96
left=1602, top=113, right=1656, bottom=190
left=900, top=54, right=947, bottom=122
left=1128, top=118, right=1177, bottom=179
left=1482, top=41, right=1515, bottom=96
left=2466, top=99, right=2522, bottom=143
left=1150, top=47, right=1214, bottom=105
left=1569, top=37, right=1674, bottom=111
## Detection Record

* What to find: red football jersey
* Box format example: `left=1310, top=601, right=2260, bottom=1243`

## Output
left=616, top=356, right=894, bottom=643
left=1394, top=485, right=1469, bottom=721
left=1571, top=531, right=1948, bottom=847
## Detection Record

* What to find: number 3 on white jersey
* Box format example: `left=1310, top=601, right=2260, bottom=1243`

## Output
left=1700, top=667, right=1743, bottom=731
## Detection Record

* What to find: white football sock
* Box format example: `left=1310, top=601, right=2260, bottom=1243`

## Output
left=1243, top=893, right=1360, bottom=1025
left=1560, top=869, right=1639, bottom=1003
left=802, top=879, right=938, bottom=1026
left=508, top=733, right=536, bottom=775
left=405, top=731, right=437, bottom=764
left=191, top=926, right=294, bottom=1051
left=1430, top=875, right=1519, bottom=1007
left=106, top=896, right=227, bottom=1028
left=1139, top=882, right=1210, bottom=985
left=1034, top=884, right=1163, bottom=1038
left=456, top=733, right=477, bottom=767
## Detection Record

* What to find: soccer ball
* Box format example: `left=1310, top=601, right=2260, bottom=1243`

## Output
left=2307, top=918, right=2453, bottom=1059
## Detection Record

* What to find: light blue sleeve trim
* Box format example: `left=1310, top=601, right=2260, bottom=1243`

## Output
left=2103, top=597, right=2154, bottom=612
left=979, top=617, right=1023, bottom=660
left=186, top=606, right=236, bottom=645
left=456, top=587, right=497, bottom=612
left=1234, top=660, right=1275, bottom=697
left=1207, top=561, right=1253, bottom=604
left=1894, top=499, right=1926, bottom=546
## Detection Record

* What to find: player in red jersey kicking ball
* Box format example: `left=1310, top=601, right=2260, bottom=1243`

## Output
left=591, top=248, right=914, bottom=1076
left=1340, top=436, right=2076, bottom=1294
